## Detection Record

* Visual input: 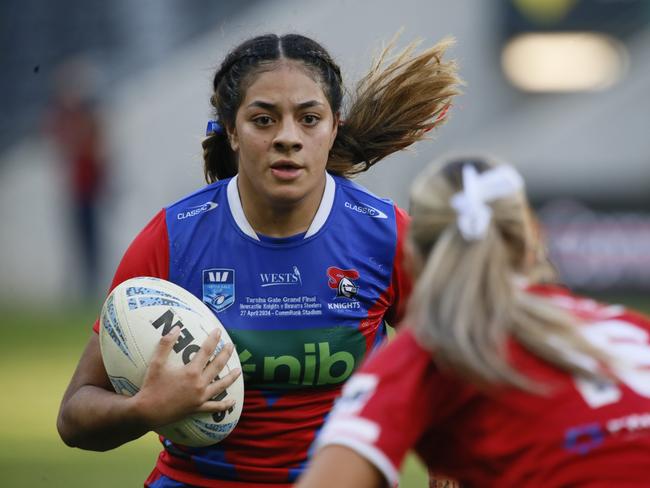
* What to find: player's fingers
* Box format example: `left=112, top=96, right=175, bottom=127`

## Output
left=204, top=367, right=241, bottom=400
left=150, top=326, right=181, bottom=368
left=192, top=328, right=222, bottom=368
left=202, top=342, right=235, bottom=381
left=195, top=397, right=237, bottom=414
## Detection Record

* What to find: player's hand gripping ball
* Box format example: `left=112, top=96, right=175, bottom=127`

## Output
left=99, top=276, right=244, bottom=446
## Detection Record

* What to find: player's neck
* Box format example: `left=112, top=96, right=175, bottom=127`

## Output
left=237, top=180, right=325, bottom=238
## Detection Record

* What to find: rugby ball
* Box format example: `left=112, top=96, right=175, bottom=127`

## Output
left=98, top=276, right=244, bottom=447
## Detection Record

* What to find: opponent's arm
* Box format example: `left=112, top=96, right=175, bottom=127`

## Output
left=295, top=445, right=386, bottom=488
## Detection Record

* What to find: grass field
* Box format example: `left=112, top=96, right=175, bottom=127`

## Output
left=0, top=305, right=428, bottom=487
left=0, top=306, right=157, bottom=487
left=2, top=295, right=647, bottom=487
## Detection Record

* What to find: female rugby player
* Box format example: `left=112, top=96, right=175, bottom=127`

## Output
left=57, top=33, right=461, bottom=487
left=298, top=156, right=650, bottom=487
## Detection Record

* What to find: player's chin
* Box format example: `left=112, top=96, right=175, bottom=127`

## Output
left=265, top=180, right=313, bottom=204
left=268, top=190, right=309, bottom=207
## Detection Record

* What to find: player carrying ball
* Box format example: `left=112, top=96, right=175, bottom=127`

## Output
left=297, top=156, right=650, bottom=487
left=57, top=33, right=461, bottom=487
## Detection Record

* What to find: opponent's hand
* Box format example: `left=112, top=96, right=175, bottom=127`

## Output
left=133, top=326, right=241, bottom=429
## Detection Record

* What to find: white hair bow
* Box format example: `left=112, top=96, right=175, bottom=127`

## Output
left=450, top=164, right=524, bottom=241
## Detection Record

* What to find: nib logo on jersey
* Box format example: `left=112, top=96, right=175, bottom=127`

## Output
left=326, top=267, right=361, bottom=311
left=229, top=326, right=367, bottom=390
left=202, top=268, right=235, bottom=313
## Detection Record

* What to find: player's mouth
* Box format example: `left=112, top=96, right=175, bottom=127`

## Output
left=270, top=160, right=303, bottom=180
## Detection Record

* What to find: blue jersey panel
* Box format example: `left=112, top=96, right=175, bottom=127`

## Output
left=160, top=175, right=400, bottom=483
left=164, top=176, right=397, bottom=389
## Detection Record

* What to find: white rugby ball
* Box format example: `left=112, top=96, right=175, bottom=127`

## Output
left=98, top=276, right=244, bottom=447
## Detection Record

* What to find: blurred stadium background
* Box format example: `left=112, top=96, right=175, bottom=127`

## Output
left=1, top=0, right=649, bottom=486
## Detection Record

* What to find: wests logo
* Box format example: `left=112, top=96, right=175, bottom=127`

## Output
left=260, top=266, right=302, bottom=287
left=327, top=267, right=360, bottom=299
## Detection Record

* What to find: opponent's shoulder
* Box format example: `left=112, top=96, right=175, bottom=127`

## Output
left=361, top=329, right=431, bottom=378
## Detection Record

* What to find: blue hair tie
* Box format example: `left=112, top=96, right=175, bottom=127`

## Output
left=206, top=120, right=224, bottom=136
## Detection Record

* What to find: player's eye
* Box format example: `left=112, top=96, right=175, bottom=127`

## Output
left=253, top=115, right=274, bottom=127
left=302, top=114, right=320, bottom=126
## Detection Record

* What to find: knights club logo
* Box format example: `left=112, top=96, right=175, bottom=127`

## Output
left=203, top=268, right=235, bottom=313
left=327, top=267, right=360, bottom=299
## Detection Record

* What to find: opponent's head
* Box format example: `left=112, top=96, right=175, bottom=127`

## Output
left=407, top=155, right=531, bottom=278
left=406, top=155, right=611, bottom=391
left=203, top=34, right=342, bottom=187
left=406, top=156, right=541, bottom=388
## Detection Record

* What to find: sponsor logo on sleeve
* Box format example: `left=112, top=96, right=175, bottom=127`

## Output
left=563, top=412, right=650, bottom=455
left=335, top=373, right=379, bottom=416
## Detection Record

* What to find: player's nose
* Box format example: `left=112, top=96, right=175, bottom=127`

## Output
left=273, top=119, right=303, bottom=153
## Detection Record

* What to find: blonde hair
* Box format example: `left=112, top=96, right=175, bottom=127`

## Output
left=407, top=156, right=612, bottom=392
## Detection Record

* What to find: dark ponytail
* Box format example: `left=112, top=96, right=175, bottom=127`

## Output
left=202, top=87, right=239, bottom=181
left=328, top=38, right=461, bottom=176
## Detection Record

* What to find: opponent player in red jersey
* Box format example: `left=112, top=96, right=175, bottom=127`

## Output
left=56, top=34, right=461, bottom=487
left=297, top=156, right=650, bottom=487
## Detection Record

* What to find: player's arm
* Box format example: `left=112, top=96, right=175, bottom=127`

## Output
left=57, top=333, right=151, bottom=450
left=57, top=210, right=239, bottom=450
left=57, top=326, right=239, bottom=451
left=295, top=445, right=386, bottom=488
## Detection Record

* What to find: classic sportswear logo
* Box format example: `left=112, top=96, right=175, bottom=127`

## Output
left=344, top=201, right=388, bottom=219
left=177, top=201, right=219, bottom=220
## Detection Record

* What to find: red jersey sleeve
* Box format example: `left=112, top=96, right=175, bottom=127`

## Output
left=92, top=209, right=170, bottom=333
left=384, top=205, right=412, bottom=328
left=314, top=330, right=438, bottom=487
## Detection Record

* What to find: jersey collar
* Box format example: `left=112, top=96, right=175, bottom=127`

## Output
left=226, top=173, right=336, bottom=241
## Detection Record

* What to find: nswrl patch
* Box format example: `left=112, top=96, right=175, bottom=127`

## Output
left=203, top=268, right=235, bottom=313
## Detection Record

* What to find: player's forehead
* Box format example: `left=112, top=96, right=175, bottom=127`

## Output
left=240, top=60, right=329, bottom=111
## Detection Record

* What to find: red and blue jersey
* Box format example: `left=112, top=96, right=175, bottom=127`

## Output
left=316, top=286, right=650, bottom=487
left=94, top=173, right=410, bottom=487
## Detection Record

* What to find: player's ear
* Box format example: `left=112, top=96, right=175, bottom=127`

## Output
left=328, top=112, right=340, bottom=150
left=227, top=126, right=239, bottom=152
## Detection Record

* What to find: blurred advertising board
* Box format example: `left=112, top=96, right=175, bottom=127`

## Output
left=539, top=199, right=650, bottom=292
